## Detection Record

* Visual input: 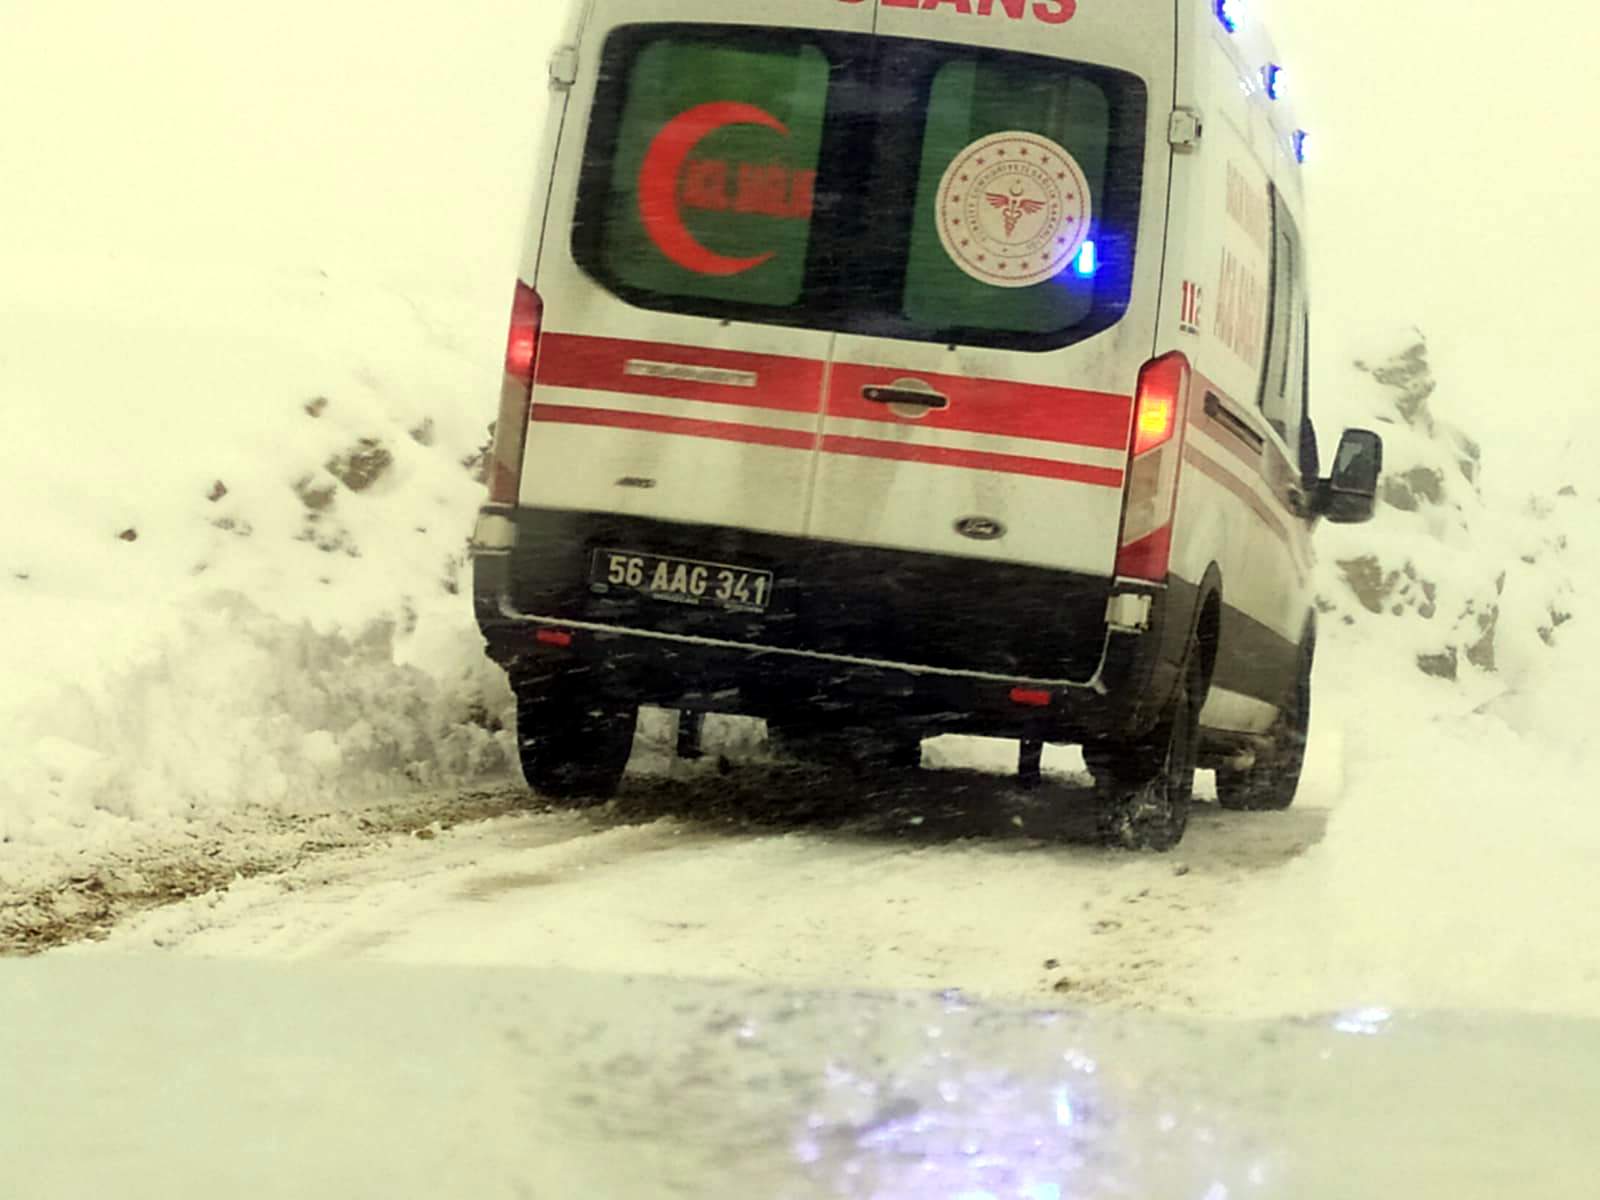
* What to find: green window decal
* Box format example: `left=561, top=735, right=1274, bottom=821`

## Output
left=904, top=60, right=1115, bottom=334
left=601, top=40, right=829, bottom=307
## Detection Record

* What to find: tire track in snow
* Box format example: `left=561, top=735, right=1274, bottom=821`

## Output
left=1, top=787, right=537, bottom=955
left=81, top=761, right=1329, bottom=1014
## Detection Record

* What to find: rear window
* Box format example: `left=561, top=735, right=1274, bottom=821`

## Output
left=574, top=26, right=1148, bottom=352
left=597, top=39, right=829, bottom=309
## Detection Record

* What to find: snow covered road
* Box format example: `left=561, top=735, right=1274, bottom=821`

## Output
left=69, top=651, right=1600, bottom=1028
left=82, top=742, right=1332, bottom=1016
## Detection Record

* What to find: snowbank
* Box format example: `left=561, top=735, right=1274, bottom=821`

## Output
left=0, top=592, right=512, bottom=849
left=1, top=3, right=561, bottom=869
left=1185, top=336, right=1600, bottom=1017
left=0, top=268, right=523, bottom=867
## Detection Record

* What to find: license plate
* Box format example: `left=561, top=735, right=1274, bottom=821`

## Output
left=589, top=549, right=774, bottom=613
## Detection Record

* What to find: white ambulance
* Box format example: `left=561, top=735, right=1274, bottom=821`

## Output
left=472, top=0, right=1383, bottom=849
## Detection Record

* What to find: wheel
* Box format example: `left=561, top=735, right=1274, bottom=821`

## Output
left=1094, top=657, right=1203, bottom=852
left=767, top=718, right=922, bottom=773
left=1216, top=637, right=1312, bottom=812
left=512, top=676, right=638, bottom=803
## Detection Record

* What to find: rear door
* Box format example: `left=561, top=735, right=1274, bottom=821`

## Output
left=808, top=3, right=1174, bottom=579
left=521, top=1, right=877, bottom=538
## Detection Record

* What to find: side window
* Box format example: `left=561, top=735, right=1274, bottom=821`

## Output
left=1262, top=192, right=1306, bottom=454
left=1298, top=312, right=1319, bottom=481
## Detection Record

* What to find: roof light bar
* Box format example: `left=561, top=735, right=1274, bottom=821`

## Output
left=1214, top=0, right=1241, bottom=34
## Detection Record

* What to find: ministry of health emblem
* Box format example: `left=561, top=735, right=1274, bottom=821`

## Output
left=936, top=131, right=1092, bottom=290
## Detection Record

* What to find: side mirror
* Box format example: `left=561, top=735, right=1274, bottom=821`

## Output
left=1313, top=428, right=1384, bottom=524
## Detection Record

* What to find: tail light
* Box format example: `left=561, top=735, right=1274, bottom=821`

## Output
left=1115, top=352, right=1191, bottom=583
left=504, top=282, right=542, bottom=380
left=1130, top=352, right=1185, bottom=457
left=486, top=281, right=543, bottom=505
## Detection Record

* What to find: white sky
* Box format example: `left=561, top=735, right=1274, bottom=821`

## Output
left=4, top=0, right=1594, bottom=483
left=0, top=2, right=554, bottom=302
left=1256, top=0, right=1600, bottom=481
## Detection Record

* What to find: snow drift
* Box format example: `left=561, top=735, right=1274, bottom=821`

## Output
left=1192, top=336, right=1600, bottom=1017
left=0, top=271, right=521, bottom=872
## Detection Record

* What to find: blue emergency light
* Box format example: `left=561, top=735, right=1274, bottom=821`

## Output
left=1293, top=130, right=1309, bottom=163
left=1074, top=240, right=1098, bottom=279
left=1214, top=0, right=1241, bottom=34
left=1263, top=63, right=1285, bottom=101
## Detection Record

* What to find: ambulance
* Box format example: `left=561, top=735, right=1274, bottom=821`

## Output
left=471, top=0, right=1384, bottom=849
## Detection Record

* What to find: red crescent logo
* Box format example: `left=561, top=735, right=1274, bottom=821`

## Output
left=638, top=101, right=788, bottom=278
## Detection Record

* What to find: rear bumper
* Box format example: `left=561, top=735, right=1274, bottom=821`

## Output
left=473, top=507, right=1186, bottom=742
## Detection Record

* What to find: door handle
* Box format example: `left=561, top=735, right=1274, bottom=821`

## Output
left=861, top=381, right=950, bottom=411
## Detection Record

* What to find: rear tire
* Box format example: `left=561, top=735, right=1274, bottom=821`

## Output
left=512, top=676, right=637, bottom=803
left=1093, top=657, right=1202, bottom=852
left=1216, top=638, right=1312, bottom=812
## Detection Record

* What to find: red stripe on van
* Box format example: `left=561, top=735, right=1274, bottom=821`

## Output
left=1184, top=371, right=1301, bottom=497
left=820, top=434, right=1124, bottom=488
left=1183, top=442, right=1307, bottom=574
left=530, top=405, right=1123, bottom=488
left=826, top=363, right=1133, bottom=451
left=535, top=334, right=1132, bottom=453
left=530, top=404, right=818, bottom=452
left=536, top=334, right=825, bottom=413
